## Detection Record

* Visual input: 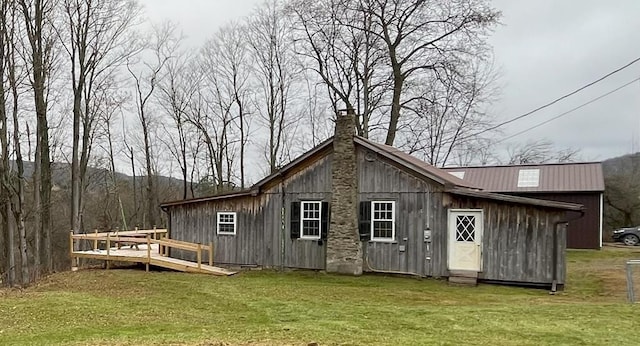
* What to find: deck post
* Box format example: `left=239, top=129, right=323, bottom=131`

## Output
left=106, top=234, right=111, bottom=270
left=69, top=231, right=75, bottom=267
left=197, top=243, right=202, bottom=270
left=146, top=235, right=151, bottom=272
left=209, top=241, right=213, bottom=266
left=93, top=229, right=98, bottom=250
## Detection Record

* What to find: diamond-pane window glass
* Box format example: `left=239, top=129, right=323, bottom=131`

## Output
left=455, top=215, right=476, bottom=242
left=217, top=212, right=237, bottom=235
left=372, top=201, right=395, bottom=241
left=301, top=201, right=322, bottom=239
left=517, top=169, right=540, bottom=188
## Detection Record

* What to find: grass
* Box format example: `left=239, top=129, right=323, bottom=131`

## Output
left=1, top=247, right=640, bottom=345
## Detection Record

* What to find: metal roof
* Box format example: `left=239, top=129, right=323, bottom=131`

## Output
left=447, top=188, right=584, bottom=211
left=442, top=162, right=604, bottom=193
left=354, top=137, right=479, bottom=189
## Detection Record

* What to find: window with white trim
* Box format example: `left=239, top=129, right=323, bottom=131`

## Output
left=371, top=201, right=395, bottom=241
left=301, top=201, right=322, bottom=239
left=217, top=212, right=237, bottom=235
left=517, top=169, right=540, bottom=187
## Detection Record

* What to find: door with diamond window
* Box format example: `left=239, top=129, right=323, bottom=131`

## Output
left=448, top=210, right=483, bottom=272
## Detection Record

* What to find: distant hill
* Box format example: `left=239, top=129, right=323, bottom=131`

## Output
left=601, top=152, right=640, bottom=176
left=13, top=160, right=185, bottom=193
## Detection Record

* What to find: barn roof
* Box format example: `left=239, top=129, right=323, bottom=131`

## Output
left=354, top=137, right=479, bottom=189
left=442, top=162, right=604, bottom=193
left=448, top=188, right=584, bottom=211
left=160, top=138, right=582, bottom=210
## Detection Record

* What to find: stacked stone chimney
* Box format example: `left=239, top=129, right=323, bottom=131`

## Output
left=326, top=108, right=362, bottom=275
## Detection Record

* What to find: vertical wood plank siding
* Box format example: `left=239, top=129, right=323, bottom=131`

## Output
left=357, top=148, right=444, bottom=277
left=166, top=145, right=567, bottom=286
left=448, top=196, right=567, bottom=285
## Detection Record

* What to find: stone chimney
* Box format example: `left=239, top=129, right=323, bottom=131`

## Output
left=326, top=108, right=362, bottom=275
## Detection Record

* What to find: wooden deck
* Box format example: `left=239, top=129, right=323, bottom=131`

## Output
left=70, top=229, right=236, bottom=276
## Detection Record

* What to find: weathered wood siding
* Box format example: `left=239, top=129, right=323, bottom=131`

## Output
left=279, top=154, right=333, bottom=269
left=169, top=193, right=281, bottom=266
left=167, top=143, right=567, bottom=286
left=168, top=152, right=333, bottom=269
left=448, top=195, right=567, bottom=285
left=357, top=148, right=445, bottom=277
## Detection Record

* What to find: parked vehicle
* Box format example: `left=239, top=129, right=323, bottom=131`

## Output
left=612, top=226, right=640, bottom=246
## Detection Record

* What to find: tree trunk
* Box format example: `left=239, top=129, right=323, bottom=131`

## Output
left=385, top=69, right=403, bottom=146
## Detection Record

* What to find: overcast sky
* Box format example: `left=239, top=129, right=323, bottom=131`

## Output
left=140, top=0, right=640, bottom=162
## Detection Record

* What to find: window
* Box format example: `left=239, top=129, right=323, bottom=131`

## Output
left=517, top=169, right=540, bottom=187
left=301, top=201, right=322, bottom=239
left=217, top=212, right=236, bottom=235
left=371, top=201, right=395, bottom=241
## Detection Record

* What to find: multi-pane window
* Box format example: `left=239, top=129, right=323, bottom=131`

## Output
left=301, top=201, right=322, bottom=239
left=217, top=212, right=237, bottom=235
left=371, top=201, right=395, bottom=241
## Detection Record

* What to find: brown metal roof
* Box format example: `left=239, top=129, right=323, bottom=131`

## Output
left=355, top=137, right=479, bottom=189
left=442, top=162, right=604, bottom=193
left=161, top=137, right=482, bottom=208
left=447, top=188, right=584, bottom=211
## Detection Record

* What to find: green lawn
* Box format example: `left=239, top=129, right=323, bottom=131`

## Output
left=1, top=247, right=640, bottom=345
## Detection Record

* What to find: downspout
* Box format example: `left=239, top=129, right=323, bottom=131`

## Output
left=551, top=209, right=585, bottom=294
left=279, top=175, right=286, bottom=271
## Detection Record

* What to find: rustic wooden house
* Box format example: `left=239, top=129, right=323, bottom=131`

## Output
left=443, top=163, right=604, bottom=249
left=161, top=112, right=583, bottom=289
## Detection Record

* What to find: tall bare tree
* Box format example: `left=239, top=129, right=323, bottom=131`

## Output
left=358, top=0, right=500, bottom=145
left=289, top=0, right=388, bottom=138
left=127, top=22, right=176, bottom=227
left=18, top=0, right=56, bottom=275
left=399, top=59, right=498, bottom=167
left=59, top=0, right=140, bottom=234
left=248, top=1, right=301, bottom=172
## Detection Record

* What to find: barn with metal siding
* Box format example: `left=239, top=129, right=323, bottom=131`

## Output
left=443, top=163, right=604, bottom=249
left=161, top=112, right=583, bottom=289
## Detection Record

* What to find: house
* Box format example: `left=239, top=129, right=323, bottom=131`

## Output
left=160, top=110, right=583, bottom=289
left=443, top=163, right=604, bottom=249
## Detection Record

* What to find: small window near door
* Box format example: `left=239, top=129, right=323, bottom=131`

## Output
left=455, top=215, right=476, bottom=242
left=217, top=212, right=237, bottom=235
left=371, top=201, right=395, bottom=241
left=301, top=201, right=322, bottom=239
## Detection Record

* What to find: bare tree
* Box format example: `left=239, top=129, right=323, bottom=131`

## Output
left=398, top=59, right=498, bottom=167
left=127, top=22, right=176, bottom=227
left=506, top=139, right=581, bottom=165
left=288, top=0, right=388, bottom=138
left=59, top=0, right=140, bottom=235
left=156, top=42, right=197, bottom=199
left=248, top=1, right=301, bottom=172
left=0, top=0, right=16, bottom=286
left=359, top=0, right=499, bottom=145
left=18, top=0, right=56, bottom=276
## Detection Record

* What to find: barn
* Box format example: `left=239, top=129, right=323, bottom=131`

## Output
left=161, top=111, right=583, bottom=289
left=443, top=163, right=604, bottom=249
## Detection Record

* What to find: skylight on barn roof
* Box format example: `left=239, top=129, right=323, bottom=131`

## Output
left=449, top=171, right=465, bottom=179
left=517, top=169, right=540, bottom=188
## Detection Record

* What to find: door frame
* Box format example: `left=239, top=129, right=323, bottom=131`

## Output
left=447, top=209, right=484, bottom=272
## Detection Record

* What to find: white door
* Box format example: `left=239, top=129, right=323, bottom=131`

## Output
left=448, top=210, right=483, bottom=272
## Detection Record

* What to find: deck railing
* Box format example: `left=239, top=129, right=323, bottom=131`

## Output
left=69, top=228, right=214, bottom=271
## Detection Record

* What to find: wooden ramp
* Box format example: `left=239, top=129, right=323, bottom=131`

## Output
left=70, top=229, right=236, bottom=276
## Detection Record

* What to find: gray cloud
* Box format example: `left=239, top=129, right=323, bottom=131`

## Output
left=140, top=0, right=640, bottom=162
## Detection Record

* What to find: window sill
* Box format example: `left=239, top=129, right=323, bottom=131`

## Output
left=217, top=233, right=236, bottom=236
left=298, top=237, right=322, bottom=241
left=368, top=240, right=397, bottom=244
